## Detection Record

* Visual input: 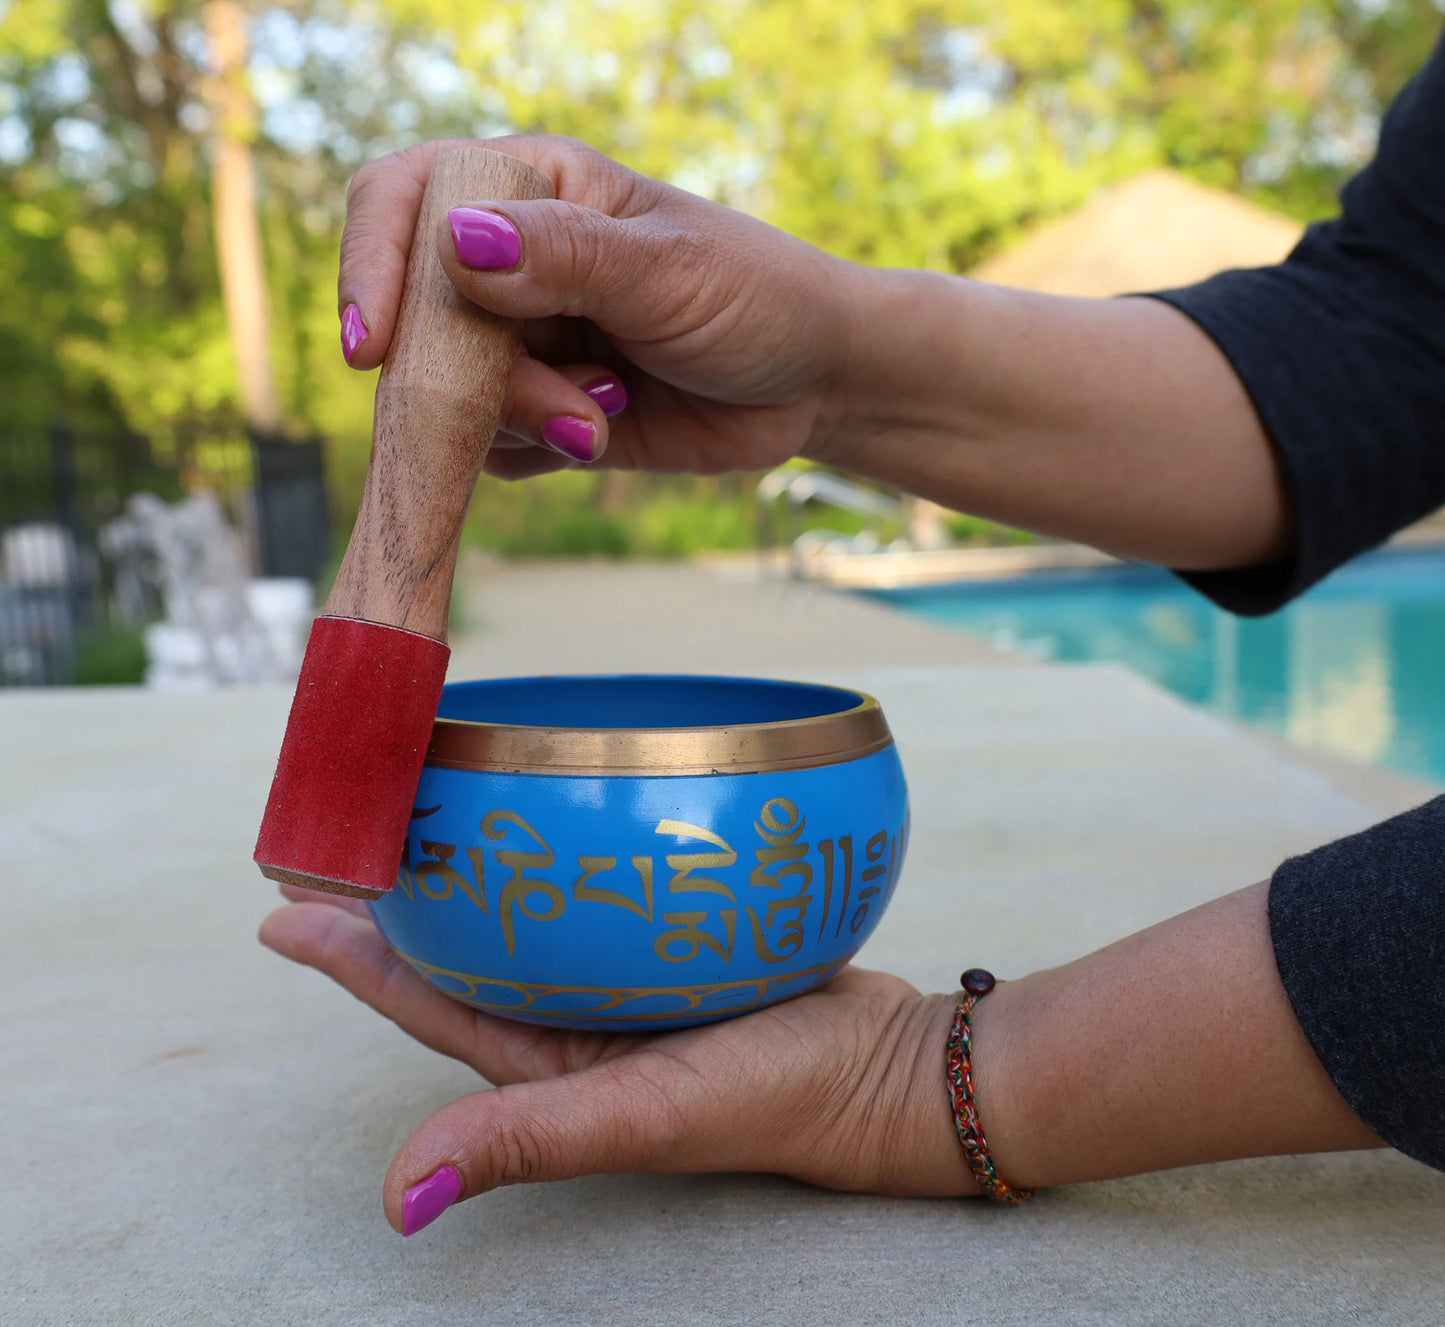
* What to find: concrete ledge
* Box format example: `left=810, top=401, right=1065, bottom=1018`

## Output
left=445, top=555, right=1019, bottom=676
left=783, top=541, right=1119, bottom=589
left=4, top=561, right=1442, bottom=1325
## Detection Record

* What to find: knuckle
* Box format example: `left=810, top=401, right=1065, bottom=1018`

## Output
left=532, top=133, right=604, bottom=172
left=369, top=942, right=413, bottom=1006
left=656, top=224, right=708, bottom=276
left=532, top=203, right=611, bottom=314
left=556, top=135, right=628, bottom=185
left=528, top=135, right=649, bottom=219
left=544, top=133, right=590, bottom=158
left=346, top=142, right=433, bottom=212
left=339, top=208, right=393, bottom=253
left=345, top=156, right=387, bottom=208
left=563, top=214, right=607, bottom=292
left=630, top=224, right=711, bottom=327
left=482, top=1113, right=551, bottom=1186
left=485, top=130, right=547, bottom=153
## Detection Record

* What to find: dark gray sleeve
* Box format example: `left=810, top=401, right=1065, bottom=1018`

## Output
left=1149, top=39, right=1445, bottom=1171
left=1269, top=795, right=1445, bottom=1170
left=1146, top=32, right=1445, bottom=617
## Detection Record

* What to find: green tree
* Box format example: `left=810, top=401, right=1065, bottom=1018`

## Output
left=1, top=0, right=1439, bottom=540
left=0, top=0, right=474, bottom=447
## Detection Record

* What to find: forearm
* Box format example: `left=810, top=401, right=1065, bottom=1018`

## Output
left=815, top=268, right=1293, bottom=571
left=951, top=882, right=1382, bottom=1189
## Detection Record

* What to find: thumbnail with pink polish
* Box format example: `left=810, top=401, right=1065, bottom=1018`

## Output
left=402, top=1165, right=464, bottom=1236
left=449, top=207, right=522, bottom=270
left=540, top=416, right=597, bottom=463
left=340, top=304, right=368, bottom=365
left=584, top=377, right=629, bottom=418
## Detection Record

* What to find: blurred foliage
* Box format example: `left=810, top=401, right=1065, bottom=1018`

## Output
left=2, top=0, right=1441, bottom=548
left=947, top=513, right=1038, bottom=545
left=459, top=469, right=759, bottom=558
left=70, top=620, right=147, bottom=683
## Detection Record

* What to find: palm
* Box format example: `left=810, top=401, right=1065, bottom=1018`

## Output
left=260, top=887, right=964, bottom=1198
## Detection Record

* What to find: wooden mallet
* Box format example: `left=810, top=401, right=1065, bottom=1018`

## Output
left=254, top=146, right=553, bottom=899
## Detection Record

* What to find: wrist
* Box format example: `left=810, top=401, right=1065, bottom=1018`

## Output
left=806, top=265, right=991, bottom=478
left=883, top=991, right=986, bottom=1198
left=955, top=884, right=1387, bottom=1192
left=799, top=256, right=875, bottom=469
left=881, top=979, right=1037, bottom=1200
left=962, top=972, right=1040, bottom=1190
left=806, top=262, right=904, bottom=470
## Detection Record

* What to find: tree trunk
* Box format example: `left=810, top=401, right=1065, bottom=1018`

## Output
left=204, top=0, right=282, bottom=435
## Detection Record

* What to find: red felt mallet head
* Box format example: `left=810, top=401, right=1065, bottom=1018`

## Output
left=254, top=147, right=554, bottom=898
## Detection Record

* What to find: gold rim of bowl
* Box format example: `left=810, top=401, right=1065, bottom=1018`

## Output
left=426, top=681, right=893, bottom=776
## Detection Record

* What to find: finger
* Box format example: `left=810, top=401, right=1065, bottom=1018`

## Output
left=383, top=1046, right=750, bottom=1233
left=338, top=136, right=644, bottom=370
left=480, top=447, right=575, bottom=483
left=499, top=356, right=629, bottom=464
left=520, top=314, right=594, bottom=365
left=338, top=139, right=464, bottom=370
left=258, top=902, right=618, bottom=1085
left=436, top=194, right=704, bottom=344
left=277, top=881, right=371, bottom=918
left=258, top=901, right=489, bottom=1065
left=484, top=133, right=651, bottom=216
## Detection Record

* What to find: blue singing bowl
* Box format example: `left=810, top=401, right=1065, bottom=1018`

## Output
left=368, top=675, right=909, bottom=1032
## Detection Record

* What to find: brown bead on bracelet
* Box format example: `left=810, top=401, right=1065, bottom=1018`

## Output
left=945, top=968, right=1036, bottom=1204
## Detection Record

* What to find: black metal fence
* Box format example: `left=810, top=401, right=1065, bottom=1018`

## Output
left=0, top=422, right=329, bottom=685
left=252, top=434, right=330, bottom=583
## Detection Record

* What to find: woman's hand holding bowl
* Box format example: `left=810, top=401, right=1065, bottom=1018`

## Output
left=260, top=886, right=977, bottom=1234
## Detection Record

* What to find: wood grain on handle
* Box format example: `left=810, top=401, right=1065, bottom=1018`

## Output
left=325, top=148, right=554, bottom=640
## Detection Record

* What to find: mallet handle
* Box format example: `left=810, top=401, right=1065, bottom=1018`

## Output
left=324, top=147, right=553, bottom=639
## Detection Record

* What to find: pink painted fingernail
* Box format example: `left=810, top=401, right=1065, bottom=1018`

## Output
left=449, top=207, right=521, bottom=270
left=584, top=377, right=629, bottom=418
left=402, top=1165, right=464, bottom=1237
left=340, top=304, right=368, bottom=365
left=540, top=415, right=597, bottom=463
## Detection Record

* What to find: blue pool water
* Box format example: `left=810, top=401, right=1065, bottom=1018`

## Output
left=868, top=548, right=1445, bottom=783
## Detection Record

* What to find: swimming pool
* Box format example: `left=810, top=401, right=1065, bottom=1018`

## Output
left=867, top=547, right=1445, bottom=783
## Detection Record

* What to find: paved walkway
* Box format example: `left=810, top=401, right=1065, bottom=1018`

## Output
left=3, top=559, right=1442, bottom=1325
left=449, top=556, right=1437, bottom=818
left=446, top=553, right=1014, bottom=676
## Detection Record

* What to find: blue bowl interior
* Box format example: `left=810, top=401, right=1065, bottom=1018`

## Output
left=435, top=674, right=863, bottom=730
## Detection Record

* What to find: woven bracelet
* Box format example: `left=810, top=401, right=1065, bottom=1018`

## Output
left=945, top=968, right=1035, bottom=1204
